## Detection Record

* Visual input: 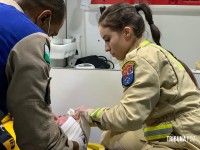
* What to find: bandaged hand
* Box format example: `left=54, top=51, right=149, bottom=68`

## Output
left=61, top=116, right=88, bottom=149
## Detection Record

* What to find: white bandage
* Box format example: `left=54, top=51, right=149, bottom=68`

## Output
left=61, top=116, right=82, bottom=140
left=61, top=116, right=86, bottom=150
left=67, top=108, right=75, bottom=116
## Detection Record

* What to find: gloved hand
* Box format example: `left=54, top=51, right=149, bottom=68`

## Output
left=73, top=105, right=89, bottom=120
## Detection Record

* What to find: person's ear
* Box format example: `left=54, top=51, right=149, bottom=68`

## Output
left=36, top=10, right=52, bottom=27
left=123, top=26, right=132, bottom=41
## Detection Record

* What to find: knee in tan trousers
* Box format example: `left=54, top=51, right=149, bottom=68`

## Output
left=100, top=129, right=145, bottom=150
left=141, top=140, right=200, bottom=150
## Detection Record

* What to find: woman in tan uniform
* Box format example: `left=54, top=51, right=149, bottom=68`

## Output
left=74, top=2, right=200, bottom=150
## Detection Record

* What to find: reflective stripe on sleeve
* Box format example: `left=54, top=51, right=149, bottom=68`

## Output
left=144, top=123, right=173, bottom=141
left=89, top=108, right=106, bottom=129
left=90, top=108, right=105, bottom=119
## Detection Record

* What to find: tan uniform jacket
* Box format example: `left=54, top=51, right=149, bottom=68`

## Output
left=3, top=1, right=74, bottom=149
left=86, top=38, right=200, bottom=147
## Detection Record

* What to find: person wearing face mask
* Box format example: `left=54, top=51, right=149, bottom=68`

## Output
left=0, top=0, right=86, bottom=149
left=74, top=2, right=200, bottom=150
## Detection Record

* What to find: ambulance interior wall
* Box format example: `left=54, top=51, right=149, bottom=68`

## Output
left=50, top=69, right=200, bottom=143
left=50, top=69, right=123, bottom=143
left=66, top=0, right=200, bottom=68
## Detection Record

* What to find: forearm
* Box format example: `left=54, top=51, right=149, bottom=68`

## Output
left=10, top=98, right=73, bottom=149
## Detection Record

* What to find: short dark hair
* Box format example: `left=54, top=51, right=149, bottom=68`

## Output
left=18, top=0, right=66, bottom=24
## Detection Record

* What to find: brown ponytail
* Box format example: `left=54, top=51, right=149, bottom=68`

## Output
left=135, top=4, right=161, bottom=46
left=136, top=3, right=198, bottom=88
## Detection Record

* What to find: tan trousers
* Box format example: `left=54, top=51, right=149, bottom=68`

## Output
left=100, top=129, right=181, bottom=150
left=100, top=129, right=200, bottom=150
left=100, top=109, right=200, bottom=150
left=143, top=109, right=200, bottom=150
left=100, top=129, right=145, bottom=150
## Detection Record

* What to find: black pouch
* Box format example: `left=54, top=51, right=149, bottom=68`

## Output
left=75, top=55, right=114, bottom=69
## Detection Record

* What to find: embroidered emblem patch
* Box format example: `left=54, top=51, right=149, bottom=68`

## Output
left=122, top=61, right=136, bottom=87
left=44, top=44, right=50, bottom=63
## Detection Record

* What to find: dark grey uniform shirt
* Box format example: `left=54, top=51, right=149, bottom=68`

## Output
left=1, top=0, right=74, bottom=149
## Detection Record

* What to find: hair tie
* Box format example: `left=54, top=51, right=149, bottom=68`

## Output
left=134, top=4, right=140, bottom=12
left=100, top=6, right=106, bottom=15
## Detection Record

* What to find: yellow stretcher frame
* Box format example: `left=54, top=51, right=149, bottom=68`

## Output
left=87, top=143, right=105, bottom=150
left=3, top=120, right=19, bottom=150
left=4, top=120, right=105, bottom=150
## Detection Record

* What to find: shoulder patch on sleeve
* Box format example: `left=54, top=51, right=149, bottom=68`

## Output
left=44, top=43, right=50, bottom=64
left=121, top=61, right=136, bottom=87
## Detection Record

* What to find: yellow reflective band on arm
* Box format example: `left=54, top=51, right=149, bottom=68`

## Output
left=90, top=108, right=106, bottom=130
left=145, top=134, right=171, bottom=141
left=90, top=108, right=105, bottom=119
left=96, top=108, right=105, bottom=118
left=144, top=123, right=172, bottom=132
left=144, top=123, right=173, bottom=141
left=90, top=108, right=101, bottom=118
